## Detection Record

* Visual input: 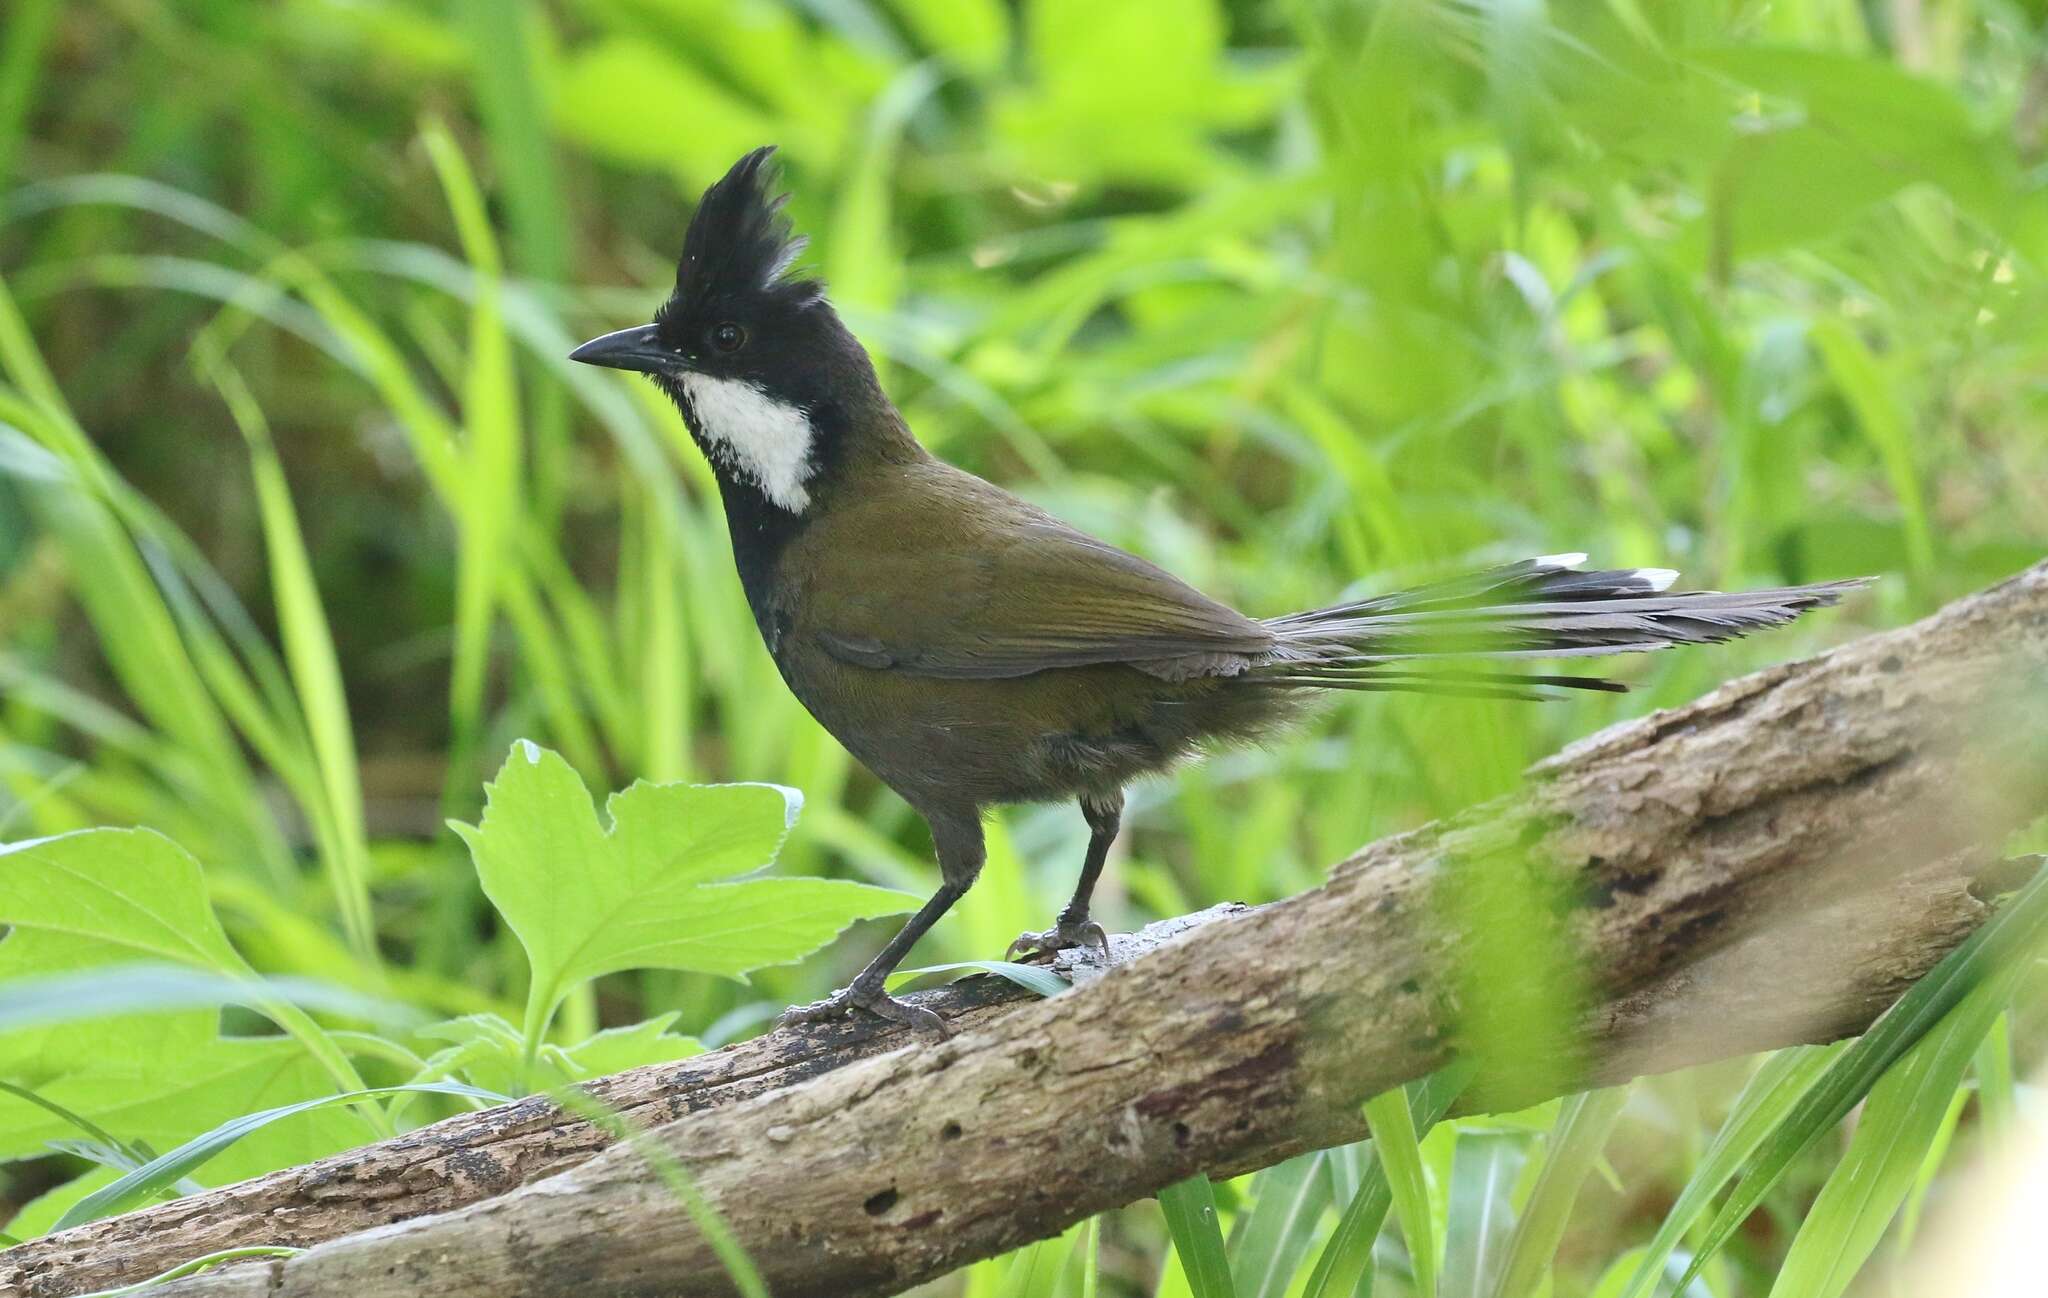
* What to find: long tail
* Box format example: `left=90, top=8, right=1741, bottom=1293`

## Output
left=1253, top=554, right=1868, bottom=701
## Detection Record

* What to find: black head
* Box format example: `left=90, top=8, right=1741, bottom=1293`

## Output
left=571, top=147, right=885, bottom=515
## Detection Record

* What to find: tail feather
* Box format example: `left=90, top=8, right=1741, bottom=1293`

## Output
left=1257, top=556, right=1866, bottom=698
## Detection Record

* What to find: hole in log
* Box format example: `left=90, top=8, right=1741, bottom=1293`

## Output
left=1171, top=1122, right=1191, bottom=1148
left=940, top=1122, right=963, bottom=1141
left=864, top=1188, right=899, bottom=1216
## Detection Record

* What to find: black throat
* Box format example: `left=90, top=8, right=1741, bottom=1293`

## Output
left=714, top=471, right=811, bottom=637
left=666, top=384, right=858, bottom=647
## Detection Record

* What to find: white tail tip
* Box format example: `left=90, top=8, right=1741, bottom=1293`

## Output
left=1532, top=552, right=1589, bottom=570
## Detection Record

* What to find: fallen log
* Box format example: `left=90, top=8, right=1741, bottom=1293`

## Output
left=6, top=558, right=2046, bottom=1298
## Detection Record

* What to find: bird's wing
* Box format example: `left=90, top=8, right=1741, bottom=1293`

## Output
left=805, top=483, right=1273, bottom=682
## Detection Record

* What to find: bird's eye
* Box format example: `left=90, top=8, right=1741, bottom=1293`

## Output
left=711, top=322, right=746, bottom=353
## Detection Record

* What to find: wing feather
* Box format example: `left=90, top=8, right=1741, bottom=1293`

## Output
left=805, top=485, right=1271, bottom=680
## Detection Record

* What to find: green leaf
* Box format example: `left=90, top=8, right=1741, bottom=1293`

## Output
left=1303, top=1063, right=1472, bottom=1298
left=1229, top=1152, right=1330, bottom=1298
left=411, top=1013, right=533, bottom=1100
left=1440, top=1131, right=1526, bottom=1298
left=1809, top=320, right=1933, bottom=580
left=1614, top=1044, right=1845, bottom=1298
left=551, top=1014, right=704, bottom=1080
left=0, top=830, right=370, bottom=1101
left=892, top=960, right=1071, bottom=999
left=1766, top=974, right=2013, bottom=1297
left=0, top=833, right=377, bottom=1174
left=884, top=0, right=1010, bottom=75
left=996, top=0, right=1291, bottom=186
left=1490, top=1087, right=1629, bottom=1298
left=550, top=37, right=780, bottom=187
left=54, top=1082, right=504, bottom=1231
left=1894, top=1084, right=1969, bottom=1256
left=1081, top=1214, right=1101, bottom=1298
left=1972, top=1012, right=2016, bottom=1138
left=0, top=1024, right=356, bottom=1179
left=0, top=964, right=423, bottom=1034
left=453, top=742, right=913, bottom=1047
left=995, top=1221, right=1083, bottom=1298
left=3, top=1165, right=120, bottom=1241
left=1689, top=46, right=2007, bottom=214
left=0, top=829, right=250, bottom=974
left=1364, top=1085, right=1436, bottom=1298
left=1159, top=1172, right=1237, bottom=1298
left=1671, top=861, right=2048, bottom=1292
left=200, top=355, right=376, bottom=962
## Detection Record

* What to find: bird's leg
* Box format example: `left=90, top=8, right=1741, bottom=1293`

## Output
left=1009, top=790, right=1123, bottom=962
left=778, top=809, right=984, bottom=1038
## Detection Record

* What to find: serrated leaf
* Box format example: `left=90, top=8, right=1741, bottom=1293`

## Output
left=453, top=743, right=913, bottom=1046
left=0, top=1027, right=363, bottom=1176
left=411, top=1012, right=530, bottom=1100
left=552, top=1014, right=704, bottom=1079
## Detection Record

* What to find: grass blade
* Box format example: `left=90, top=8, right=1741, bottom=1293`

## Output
left=0, top=964, right=425, bottom=1033
left=1364, top=1084, right=1437, bottom=1298
left=69, top=1245, right=304, bottom=1297
left=1440, top=1130, right=1526, bottom=1298
left=422, top=116, right=522, bottom=801
left=53, top=1081, right=504, bottom=1231
left=995, top=1222, right=1082, bottom=1298
left=1671, top=859, right=2048, bottom=1293
left=200, top=353, right=377, bottom=964
left=1160, top=1172, right=1237, bottom=1298
left=1765, top=968, right=2018, bottom=1297
left=1489, top=1085, right=1629, bottom=1298
left=890, top=960, right=1070, bottom=999
left=1303, top=1062, right=1473, bottom=1298
left=1615, top=1043, right=1846, bottom=1298
left=1230, top=1151, right=1331, bottom=1298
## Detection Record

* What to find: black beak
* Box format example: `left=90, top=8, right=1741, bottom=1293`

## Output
left=568, top=324, right=672, bottom=374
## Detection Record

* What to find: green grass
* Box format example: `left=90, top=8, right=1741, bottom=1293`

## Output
left=3, top=0, right=2047, bottom=1293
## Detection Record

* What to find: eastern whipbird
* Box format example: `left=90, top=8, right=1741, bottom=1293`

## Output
left=572, top=147, right=1864, bottom=1035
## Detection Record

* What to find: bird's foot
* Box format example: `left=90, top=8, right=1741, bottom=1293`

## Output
left=776, top=979, right=949, bottom=1038
left=1006, top=917, right=1110, bottom=963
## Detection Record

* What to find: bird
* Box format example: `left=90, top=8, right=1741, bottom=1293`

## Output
left=570, top=147, right=1864, bottom=1035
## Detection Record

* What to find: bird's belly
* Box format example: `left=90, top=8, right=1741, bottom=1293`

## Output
left=772, top=646, right=1206, bottom=811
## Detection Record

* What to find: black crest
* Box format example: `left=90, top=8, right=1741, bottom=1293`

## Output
left=669, top=146, right=821, bottom=312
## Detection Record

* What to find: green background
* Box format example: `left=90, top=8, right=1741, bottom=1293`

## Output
left=2, top=0, right=2046, bottom=1294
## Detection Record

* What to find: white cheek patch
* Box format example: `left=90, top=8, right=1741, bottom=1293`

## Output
left=676, top=372, right=817, bottom=513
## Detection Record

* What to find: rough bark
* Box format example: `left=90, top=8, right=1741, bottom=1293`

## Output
left=6, top=559, right=2047, bottom=1298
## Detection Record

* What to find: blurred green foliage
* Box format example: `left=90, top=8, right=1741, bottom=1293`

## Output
left=2, top=0, right=2047, bottom=1293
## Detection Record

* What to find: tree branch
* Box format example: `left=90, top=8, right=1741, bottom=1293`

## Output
left=7, top=560, right=2047, bottom=1298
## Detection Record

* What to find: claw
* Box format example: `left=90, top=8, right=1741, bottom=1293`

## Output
left=776, top=981, right=949, bottom=1038
left=1007, top=918, right=1111, bottom=962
